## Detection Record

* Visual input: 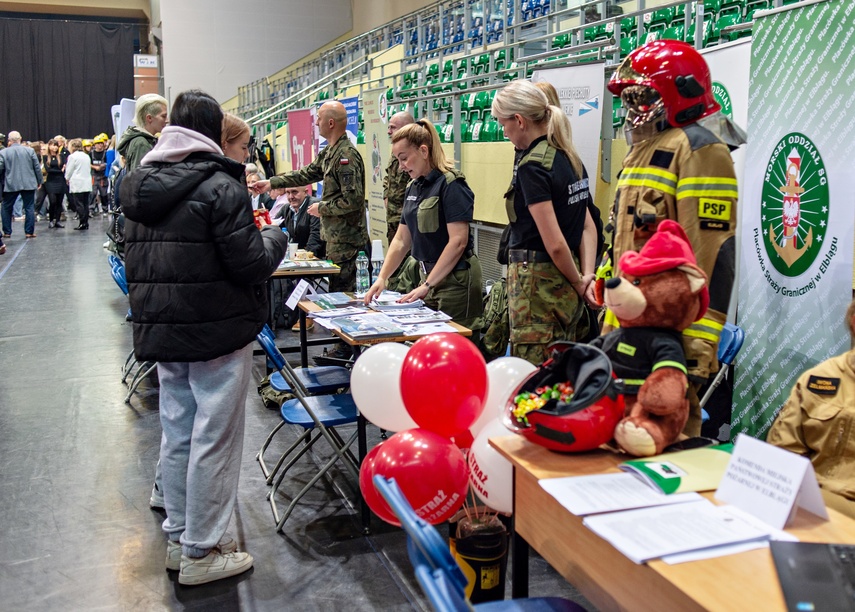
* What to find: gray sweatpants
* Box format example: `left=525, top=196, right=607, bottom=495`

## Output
left=158, top=343, right=253, bottom=558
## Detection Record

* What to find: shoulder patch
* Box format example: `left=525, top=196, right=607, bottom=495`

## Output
left=340, top=158, right=349, bottom=165
left=443, top=169, right=463, bottom=185
left=806, top=375, right=840, bottom=396
left=519, top=140, right=556, bottom=171
left=649, top=150, right=675, bottom=169
left=682, top=123, right=722, bottom=151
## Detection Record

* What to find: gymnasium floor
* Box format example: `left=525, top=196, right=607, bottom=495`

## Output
left=0, top=215, right=588, bottom=610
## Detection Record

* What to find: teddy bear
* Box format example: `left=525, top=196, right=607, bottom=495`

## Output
left=590, top=220, right=709, bottom=457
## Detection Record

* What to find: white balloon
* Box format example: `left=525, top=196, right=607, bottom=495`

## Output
left=469, top=357, right=536, bottom=438
left=351, top=343, right=418, bottom=432
left=468, top=418, right=514, bottom=514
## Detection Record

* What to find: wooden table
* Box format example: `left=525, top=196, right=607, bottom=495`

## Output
left=490, top=435, right=855, bottom=612
left=299, top=297, right=472, bottom=530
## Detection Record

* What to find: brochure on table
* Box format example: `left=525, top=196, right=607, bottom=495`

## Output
left=619, top=443, right=734, bottom=494
left=302, top=291, right=458, bottom=337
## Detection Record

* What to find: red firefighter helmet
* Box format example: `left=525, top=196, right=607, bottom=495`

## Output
left=504, top=343, right=625, bottom=453
left=608, top=39, right=719, bottom=128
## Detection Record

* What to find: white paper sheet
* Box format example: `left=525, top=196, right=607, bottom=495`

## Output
left=582, top=499, right=773, bottom=564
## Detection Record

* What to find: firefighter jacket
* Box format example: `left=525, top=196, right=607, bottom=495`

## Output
left=607, top=123, right=737, bottom=381
left=767, top=350, right=855, bottom=503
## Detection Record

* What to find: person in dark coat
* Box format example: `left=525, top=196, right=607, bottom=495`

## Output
left=121, top=89, right=287, bottom=586
left=281, top=185, right=324, bottom=258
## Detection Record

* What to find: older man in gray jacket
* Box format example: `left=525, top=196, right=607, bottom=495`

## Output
left=0, top=131, right=43, bottom=238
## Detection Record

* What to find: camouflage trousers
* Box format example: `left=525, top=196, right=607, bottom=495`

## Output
left=420, top=254, right=484, bottom=332
left=508, top=259, right=586, bottom=366
left=327, top=244, right=359, bottom=293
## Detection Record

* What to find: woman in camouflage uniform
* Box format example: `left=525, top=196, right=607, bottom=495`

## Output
left=492, top=80, right=598, bottom=365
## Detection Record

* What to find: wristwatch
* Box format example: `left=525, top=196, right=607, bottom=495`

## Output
left=422, top=280, right=432, bottom=289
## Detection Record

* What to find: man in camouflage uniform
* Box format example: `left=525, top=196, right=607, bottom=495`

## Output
left=383, top=111, right=413, bottom=245
left=253, top=100, right=367, bottom=293
left=608, top=40, right=744, bottom=436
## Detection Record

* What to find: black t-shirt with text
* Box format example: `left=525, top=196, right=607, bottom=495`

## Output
left=509, top=136, right=591, bottom=253
left=400, top=168, right=475, bottom=262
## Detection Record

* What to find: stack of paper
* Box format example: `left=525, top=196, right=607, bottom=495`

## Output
left=582, top=499, right=778, bottom=564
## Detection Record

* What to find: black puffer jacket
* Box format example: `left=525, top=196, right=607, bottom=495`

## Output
left=122, top=152, right=287, bottom=362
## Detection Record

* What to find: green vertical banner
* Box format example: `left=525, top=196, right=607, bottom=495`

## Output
left=733, top=0, right=855, bottom=438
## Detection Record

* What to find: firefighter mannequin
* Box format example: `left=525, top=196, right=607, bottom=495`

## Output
left=606, top=40, right=746, bottom=436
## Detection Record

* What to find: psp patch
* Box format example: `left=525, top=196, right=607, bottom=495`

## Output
left=698, top=198, right=731, bottom=221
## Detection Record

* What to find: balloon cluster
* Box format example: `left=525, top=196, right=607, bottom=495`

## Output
left=352, top=333, right=535, bottom=523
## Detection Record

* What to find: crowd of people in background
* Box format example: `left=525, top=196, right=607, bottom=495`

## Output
left=0, top=131, right=120, bottom=236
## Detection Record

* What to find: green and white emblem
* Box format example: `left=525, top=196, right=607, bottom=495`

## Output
left=760, top=132, right=829, bottom=277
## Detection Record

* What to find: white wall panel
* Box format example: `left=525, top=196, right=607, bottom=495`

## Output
left=161, top=0, right=351, bottom=104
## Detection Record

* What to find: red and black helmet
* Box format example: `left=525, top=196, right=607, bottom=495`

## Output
left=608, top=39, right=719, bottom=128
left=504, top=343, right=625, bottom=453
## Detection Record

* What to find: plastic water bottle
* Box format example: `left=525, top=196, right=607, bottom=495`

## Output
left=355, top=250, right=370, bottom=298
left=370, top=239, right=384, bottom=285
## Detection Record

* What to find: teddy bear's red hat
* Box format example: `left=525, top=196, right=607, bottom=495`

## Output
left=620, top=219, right=709, bottom=319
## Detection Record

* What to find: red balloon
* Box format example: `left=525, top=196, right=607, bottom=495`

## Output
left=368, top=428, right=469, bottom=525
left=451, top=429, right=474, bottom=450
left=400, top=333, right=488, bottom=438
left=359, top=444, right=400, bottom=525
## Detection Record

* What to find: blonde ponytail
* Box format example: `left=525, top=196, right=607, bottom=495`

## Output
left=493, top=80, right=584, bottom=177
left=391, top=119, right=454, bottom=172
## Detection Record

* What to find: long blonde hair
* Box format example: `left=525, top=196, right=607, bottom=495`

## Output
left=492, top=80, right=583, bottom=177
left=391, top=119, right=454, bottom=172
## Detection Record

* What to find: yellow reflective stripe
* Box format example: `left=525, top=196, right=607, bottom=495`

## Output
left=676, top=177, right=738, bottom=199
left=622, top=166, right=678, bottom=182
left=698, top=317, right=724, bottom=331
left=604, top=308, right=620, bottom=328
left=622, top=378, right=646, bottom=386
left=618, top=167, right=678, bottom=194
left=619, top=178, right=678, bottom=195
left=683, top=327, right=720, bottom=342
left=678, top=188, right=739, bottom=198
left=652, top=360, right=687, bottom=374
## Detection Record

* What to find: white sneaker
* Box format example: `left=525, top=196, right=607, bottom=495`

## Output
left=179, top=550, right=253, bottom=585
left=166, top=536, right=238, bottom=571
left=150, top=483, right=164, bottom=509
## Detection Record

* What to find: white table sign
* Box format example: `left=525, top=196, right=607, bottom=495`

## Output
left=715, top=434, right=828, bottom=529
left=285, top=279, right=316, bottom=311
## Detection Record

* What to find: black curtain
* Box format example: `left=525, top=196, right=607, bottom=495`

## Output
left=0, top=17, right=136, bottom=142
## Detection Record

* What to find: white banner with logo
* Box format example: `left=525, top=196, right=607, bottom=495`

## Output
left=362, top=87, right=390, bottom=244
left=732, top=0, right=855, bottom=439
left=531, top=63, right=606, bottom=201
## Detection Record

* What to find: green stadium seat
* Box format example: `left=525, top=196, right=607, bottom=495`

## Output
left=662, top=23, right=685, bottom=41
left=583, top=26, right=598, bottom=42
left=619, top=35, right=637, bottom=58
left=553, top=33, right=569, bottom=48
left=479, top=119, right=500, bottom=142
left=442, top=60, right=454, bottom=76
left=745, top=0, right=770, bottom=20
left=647, top=7, right=674, bottom=28
left=426, top=63, right=440, bottom=78
left=464, top=119, right=482, bottom=143
left=713, top=13, right=742, bottom=43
